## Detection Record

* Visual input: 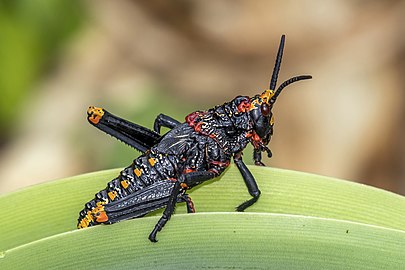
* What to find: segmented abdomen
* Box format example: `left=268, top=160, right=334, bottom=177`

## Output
left=77, top=151, right=179, bottom=229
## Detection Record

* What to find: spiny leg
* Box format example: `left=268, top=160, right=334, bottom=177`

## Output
left=87, top=107, right=160, bottom=152
left=234, top=152, right=261, bottom=212
left=153, top=113, right=181, bottom=133
left=87, top=108, right=180, bottom=152
left=149, top=181, right=181, bottom=242
left=177, top=193, right=195, bottom=213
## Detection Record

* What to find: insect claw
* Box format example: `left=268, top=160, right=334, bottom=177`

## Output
left=255, top=161, right=266, bottom=166
left=235, top=204, right=245, bottom=212
left=148, top=231, right=158, bottom=243
left=258, top=142, right=272, bottom=158
left=266, top=148, right=272, bottom=158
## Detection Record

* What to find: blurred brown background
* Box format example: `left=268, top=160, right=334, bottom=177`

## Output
left=0, top=0, right=404, bottom=195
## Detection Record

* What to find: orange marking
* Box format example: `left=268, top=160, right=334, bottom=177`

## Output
left=194, top=122, right=203, bottom=133
left=121, top=180, right=129, bottom=189
left=79, top=218, right=89, bottom=228
left=250, top=100, right=259, bottom=110
left=92, top=205, right=108, bottom=223
left=181, top=183, right=188, bottom=189
left=87, top=106, right=104, bottom=125
left=96, top=201, right=106, bottom=206
left=86, top=211, right=94, bottom=222
left=134, top=168, right=142, bottom=177
left=260, top=89, right=275, bottom=102
left=96, top=212, right=108, bottom=223
left=252, top=133, right=261, bottom=142
left=148, top=158, right=156, bottom=166
left=78, top=211, right=94, bottom=228
left=249, top=131, right=263, bottom=148
left=108, top=191, right=117, bottom=201
left=184, top=168, right=195, bottom=174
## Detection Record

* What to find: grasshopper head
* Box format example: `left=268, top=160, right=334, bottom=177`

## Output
left=248, top=35, right=311, bottom=152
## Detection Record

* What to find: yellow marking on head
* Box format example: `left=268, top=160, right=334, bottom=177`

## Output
left=260, top=90, right=275, bottom=102
left=87, top=106, right=105, bottom=125
left=108, top=191, right=117, bottom=201
left=134, top=168, right=142, bottom=177
left=249, top=99, right=259, bottom=110
left=250, top=90, right=275, bottom=111
left=148, top=158, right=156, bottom=166
left=121, top=180, right=129, bottom=189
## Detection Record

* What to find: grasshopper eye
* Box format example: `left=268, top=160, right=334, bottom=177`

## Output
left=260, top=103, right=270, bottom=117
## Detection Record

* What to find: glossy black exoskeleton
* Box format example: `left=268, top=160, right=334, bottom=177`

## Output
left=77, top=35, right=312, bottom=242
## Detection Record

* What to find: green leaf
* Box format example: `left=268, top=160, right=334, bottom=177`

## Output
left=1, top=166, right=404, bottom=269
left=2, top=213, right=405, bottom=269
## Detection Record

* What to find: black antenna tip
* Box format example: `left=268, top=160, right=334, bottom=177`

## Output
left=271, top=75, right=312, bottom=102
left=269, top=35, right=286, bottom=90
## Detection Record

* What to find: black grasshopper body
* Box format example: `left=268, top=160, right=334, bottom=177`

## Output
left=77, top=35, right=311, bottom=242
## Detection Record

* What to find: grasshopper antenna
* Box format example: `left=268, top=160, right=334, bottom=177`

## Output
left=269, top=35, right=285, bottom=90
left=271, top=75, right=312, bottom=102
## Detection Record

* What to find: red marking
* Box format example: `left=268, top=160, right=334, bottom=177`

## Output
left=209, top=160, right=231, bottom=174
left=185, top=111, right=200, bottom=126
left=168, top=178, right=177, bottom=182
left=250, top=131, right=263, bottom=148
left=186, top=111, right=209, bottom=135
left=210, top=160, right=230, bottom=167
left=186, top=111, right=218, bottom=139
left=208, top=168, right=220, bottom=175
left=252, top=133, right=261, bottom=142
left=187, top=197, right=196, bottom=213
left=237, top=98, right=251, bottom=113
left=194, top=122, right=203, bottom=133
left=183, top=168, right=195, bottom=174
